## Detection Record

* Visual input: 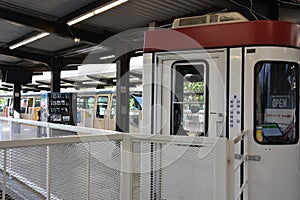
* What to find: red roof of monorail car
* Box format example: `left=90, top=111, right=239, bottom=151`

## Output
left=143, top=21, right=300, bottom=52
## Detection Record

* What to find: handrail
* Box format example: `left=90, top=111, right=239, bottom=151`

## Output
left=234, top=130, right=249, bottom=200
left=233, top=129, right=248, bottom=144
left=0, top=117, right=120, bottom=135
left=0, top=134, right=125, bottom=149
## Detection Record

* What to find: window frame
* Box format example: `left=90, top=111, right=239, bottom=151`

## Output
left=96, top=95, right=109, bottom=119
left=171, top=60, right=209, bottom=136
left=254, top=61, right=299, bottom=145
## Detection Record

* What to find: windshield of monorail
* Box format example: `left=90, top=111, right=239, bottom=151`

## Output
left=255, top=62, right=299, bottom=144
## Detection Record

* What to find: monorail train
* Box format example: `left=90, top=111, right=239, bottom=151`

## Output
left=142, top=13, right=300, bottom=199
left=0, top=89, right=142, bottom=132
left=0, top=92, right=41, bottom=120
left=0, top=11, right=299, bottom=199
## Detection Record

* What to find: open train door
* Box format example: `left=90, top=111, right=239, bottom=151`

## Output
left=143, top=49, right=227, bottom=137
left=244, top=47, right=300, bottom=200
left=142, top=48, right=227, bottom=199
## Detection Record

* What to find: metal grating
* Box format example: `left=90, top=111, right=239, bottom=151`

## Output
left=0, top=128, right=226, bottom=200
left=89, top=141, right=121, bottom=200
left=133, top=141, right=216, bottom=200
left=50, top=143, right=89, bottom=199
left=161, top=143, right=215, bottom=200
left=8, top=146, right=47, bottom=199
left=0, top=139, right=122, bottom=200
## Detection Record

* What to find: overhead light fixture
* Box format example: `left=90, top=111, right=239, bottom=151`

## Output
left=67, top=11, right=94, bottom=26
left=9, top=32, right=50, bottom=50
left=67, top=0, right=128, bottom=26
left=93, top=0, right=128, bottom=14
left=99, top=55, right=115, bottom=60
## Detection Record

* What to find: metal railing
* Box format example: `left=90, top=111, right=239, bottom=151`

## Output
left=0, top=117, right=246, bottom=200
left=228, top=130, right=249, bottom=200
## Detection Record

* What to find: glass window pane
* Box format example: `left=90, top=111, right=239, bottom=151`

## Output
left=255, top=62, right=299, bottom=144
left=111, top=95, right=116, bottom=116
left=172, top=64, right=206, bottom=136
left=78, top=96, right=95, bottom=109
left=96, top=96, right=109, bottom=118
left=35, top=98, right=41, bottom=107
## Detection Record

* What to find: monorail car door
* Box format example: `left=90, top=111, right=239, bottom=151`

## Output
left=94, top=94, right=111, bottom=129
left=145, top=50, right=227, bottom=136
left=244, top=47, right=300, bottom=200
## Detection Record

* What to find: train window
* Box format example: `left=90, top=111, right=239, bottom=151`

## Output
left=255, top=62, right=299, bottom=144
left=130, top=94, right=142, bottom=110
left=0, top=97, right=6, bottom=112
left=96, top=96, right=109, bottom=118
left=111, top=95, right=116, bottom=117
left=172, top=64, right=206, bottom=136
left=27, top=98, right=34, bottom=114
left=78, top=96, right=95, bottom=110
left=20, top=98, right=27, bottom=113
left=35, top=98, right=41, bottom=107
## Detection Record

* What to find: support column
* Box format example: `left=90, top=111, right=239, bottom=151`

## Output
left=13, top=83, right=21, bottom=133
left=51, top=70, right=61, bottom=92
left=116, top=53, right=130, bottom=133
left=49, top=58, right=63, bottom=92
left=13, top=83, right=21, bottom=118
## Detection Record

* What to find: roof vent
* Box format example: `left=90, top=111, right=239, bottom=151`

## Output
left=172, top=12, right=248, bottom=28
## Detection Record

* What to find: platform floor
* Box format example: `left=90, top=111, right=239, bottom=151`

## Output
left=0, top=122, right=40, bottom=141
left=0, top=122, right=76, bottom=141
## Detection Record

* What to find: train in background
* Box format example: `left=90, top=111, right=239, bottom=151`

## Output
left=0, top=89, right=142, bottom=132
left=0, top=92, right=41, bottom=120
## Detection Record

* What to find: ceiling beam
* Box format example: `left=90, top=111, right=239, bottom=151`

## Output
left=0, top=7, right=114, bottom=44
left=0, top=47, right=49, bottom=64
left=86, top=75, right=115, bottom=85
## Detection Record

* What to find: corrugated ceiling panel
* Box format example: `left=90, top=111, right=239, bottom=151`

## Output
left=25, top=34, right=77, bottom=52
left=81, top=0, right=219, bottom=32
left=0, top=18, right=34, bottom=43
left=0, top=0, right=98, bottom=20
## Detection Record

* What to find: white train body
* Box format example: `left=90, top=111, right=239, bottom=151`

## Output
left=143, top=20, right=300, bottom=199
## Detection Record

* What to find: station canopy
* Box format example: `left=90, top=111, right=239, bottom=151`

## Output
left=0, top=0, right=299, bottom=92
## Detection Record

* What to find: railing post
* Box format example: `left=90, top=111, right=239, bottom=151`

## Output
left=244, top=132, right=249, bottom=199
left=9, top=121, right=13, bottom=179
left=0, top=120, right=2, bottom=140
left=227, top=140, right=235, bottom=200
left=120, top=135, right=132, bottom=200
left=46, top=126, right=52, bottom=137
left=3, top=148, right=7, bottom=200
left=9, top=121, right=13, bottom=140
left=87, top=143, right=91, bottom=199
left=46, top=126, right=52, bottom=200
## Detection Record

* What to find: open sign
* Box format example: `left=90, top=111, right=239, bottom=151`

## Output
left=272, top=98, right=287, bottom=108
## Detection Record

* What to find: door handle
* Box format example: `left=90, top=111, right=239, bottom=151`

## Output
left=216, top=113, right=224, bottom=137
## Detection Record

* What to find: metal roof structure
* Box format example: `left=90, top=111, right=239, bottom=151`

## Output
left=0, top=0, right=299, bottom=91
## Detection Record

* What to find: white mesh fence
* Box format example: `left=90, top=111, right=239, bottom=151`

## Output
left=0, top=131, right=228, bottom=200
left=131, top=140, right=217, bottom=200
left=0, top=140, right=122, bottom=200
